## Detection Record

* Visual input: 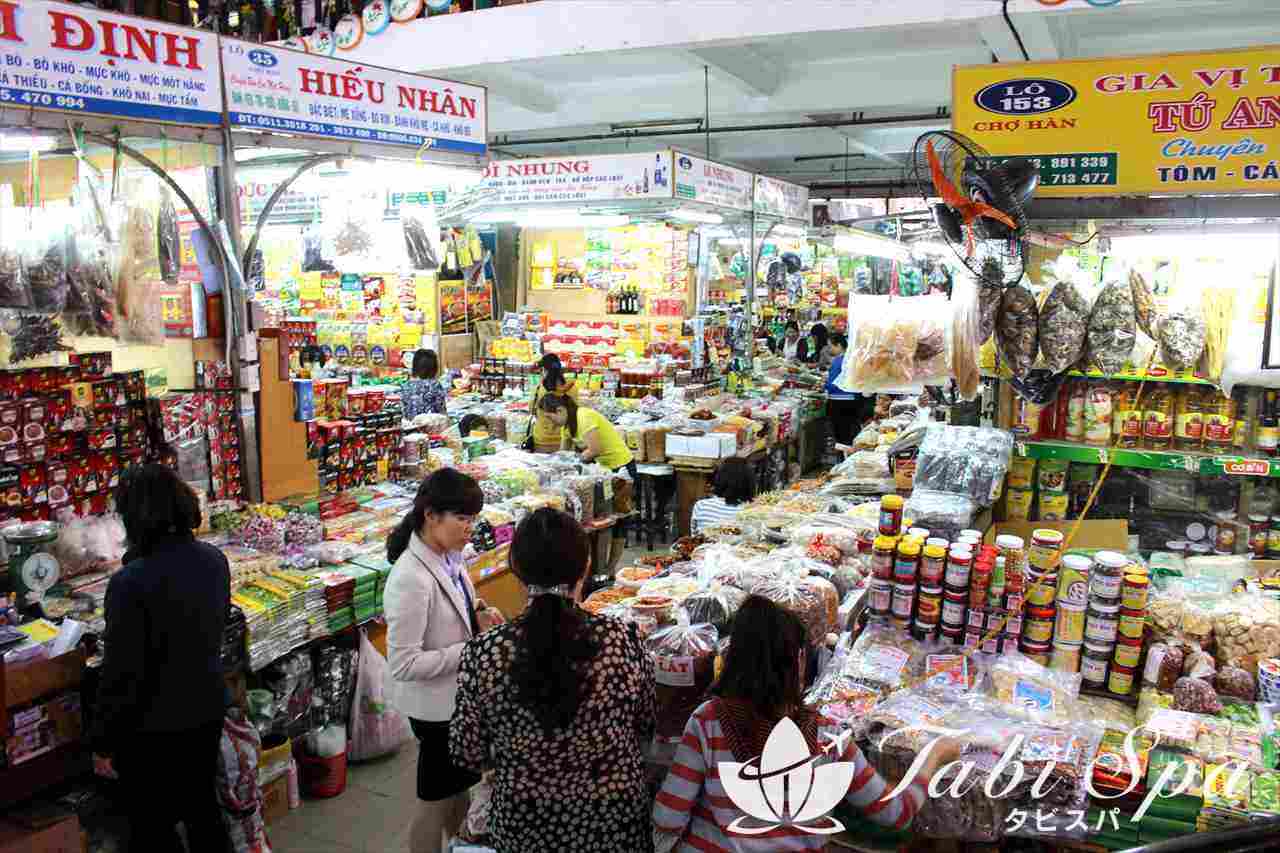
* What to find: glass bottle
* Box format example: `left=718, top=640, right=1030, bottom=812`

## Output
left=1112, top=383, right=1141, bottom=448
left=1143, top=385, right=1174, bottom=450
left=1205, top=389, right=1237, bottom=452
left=1174, top=386, right=1204, bottom=451
left=1232, top=387, right=1251, bottom=450
left=1258, top=391, right=1279, bottom=457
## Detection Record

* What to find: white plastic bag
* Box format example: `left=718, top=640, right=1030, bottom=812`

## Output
left=348, top=629, right=413, bottom=761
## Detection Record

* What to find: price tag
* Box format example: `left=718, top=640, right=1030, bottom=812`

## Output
left=654, top=655, right=696, bottom=687
left=1015, top=441, right=1028, bottom=457
left=1184, top=455, right=1201, bottom=474
left=1095, top=448, right=1108, bottom=465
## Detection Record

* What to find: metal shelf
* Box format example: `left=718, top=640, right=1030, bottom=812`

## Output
left=1016, top=439, right=1280, bottom=478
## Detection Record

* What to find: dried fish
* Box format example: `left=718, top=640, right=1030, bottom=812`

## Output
left=1157, top=311, right=1207, bottom=370
left=10, top=314, right=70, bottom=362
left=1038, top=279, right=1088, bottom=373
left=996, top=284, right=1039, bottom=380
left=403, top=215, right=439, bottom=270
left=1130, top=268, right=1158, bottom=338
left=977, top=259, right=1004, bottom=344
left=1086, top=279, right=1136, bottom=375
left=156, top=190, right=179, bottom=285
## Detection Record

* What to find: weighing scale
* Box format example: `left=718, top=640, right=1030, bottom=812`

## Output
left=5, top=521, right=61, bottom=613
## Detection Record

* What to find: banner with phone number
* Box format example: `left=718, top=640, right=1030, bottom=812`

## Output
left=953, top=46, right=1280, bottom=196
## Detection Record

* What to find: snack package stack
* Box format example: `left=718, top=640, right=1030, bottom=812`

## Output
left=232, top=582, right=288, bottom=671
left=318, top=570, right=356, bottom=634
left=244, top=576, right=308, bottom=660
left=335, top=563, right=381, bottom=623
left=1197, top=761, right=1253, bottom=832
left=1137, top=748, right=1203, bottom=843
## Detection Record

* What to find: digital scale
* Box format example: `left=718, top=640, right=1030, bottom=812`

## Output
left=5, top=521, right=61, bottom=614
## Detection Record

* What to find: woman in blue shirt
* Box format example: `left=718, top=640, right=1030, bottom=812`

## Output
left=825, top=334, right=867, bottom=446
left=402, top=349, right=448, bottom=420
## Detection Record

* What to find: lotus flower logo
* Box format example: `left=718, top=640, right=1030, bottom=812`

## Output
left=720, top=718, right=857, bottom=836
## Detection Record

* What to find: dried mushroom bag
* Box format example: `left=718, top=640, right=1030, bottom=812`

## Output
left=1129, top=268, right=1159, bottom=338
left=1157, top=310, right=1207, bottom=370
left=156, top=189, right=180, bottom=285
left=1038, top=278, right=1088, bottom=373
left=1086, top=278, right=1137, bottom=375
left=996, top=284, right=1038, bottom=380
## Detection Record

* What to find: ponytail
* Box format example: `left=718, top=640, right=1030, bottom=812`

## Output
left=386, top=468, right=484, bottom=564
left=509, top=508, right=595, bottom=732
left=542, top=362, right=566, bottom=394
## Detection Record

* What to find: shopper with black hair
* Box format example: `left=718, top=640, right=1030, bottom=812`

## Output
left=529, top=353, right=577, bottom=452
left=402, top=348, right=448, bottom=420
left=776, top=320, right=802, bottom=360
left=655, top=596, right=957, bottom=850
left=689, top=457, right=756, bottom=534
left=91, top=464, right=231, bottom=853
left=825, top=332, right=869, bottom=446
left=384, top=468, right=502, bottom=853
left=450, top=508, right=655, bottom=853
left=798, top=321, right=830, bottom=367
left=539, top=393, right=635, bottom=572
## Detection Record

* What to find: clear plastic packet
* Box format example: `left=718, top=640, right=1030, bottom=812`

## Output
left=912, top=424, right=1013, bottom=507
left=1148, top=587, right=1187, bottom=642
left=977, top=279, right=1003, bottom=345
left=1173, top=675, right=1222, bottom=714
left=1130, top=267, right=1158, bottom=339
left=903, top=489, right=978, bottom=540
left=1212, top=593, right=1280, bottom=675
left=1038, top=278, right=1089, bottom=373
left=844, top=295, right=920, bottom=392
left=996, top=284, right=1039, bottom=380
left=647, top=610, right=718, bottom=738
left=115, top=201, right=164, bottom=343
left=1086, top=277, right=1137, bottom=375
left=157, top=188, right=180, bottom=285
left=19, top=211, right=71, bottom=314
left=306, top=539, right=362, bottom=565
left=0, top=206, right=31, bottom=309
left=845, top=618, right=928, bottom=695
left=950, top=274, right=982, bottom=400
left=753, top=571, right=832, bottom=644
left=680, top=583, right=747, bottom=637
left=402, top=208, right=441, bottom=271
left=985, top=650, right=1082, bottom=724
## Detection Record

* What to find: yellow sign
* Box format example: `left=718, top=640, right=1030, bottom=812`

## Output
left=953, top=46, right=1280, bottom=196
left=414, top=275, right=438, bottom=333
left=398, top=323, right=423, bottom=349
left=299, top=272, right=323, bottom=302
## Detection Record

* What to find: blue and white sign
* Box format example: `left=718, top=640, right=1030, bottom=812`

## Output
left=221, top=39, right=486, bottom=154
left=0, top=0, right=222, bottom=125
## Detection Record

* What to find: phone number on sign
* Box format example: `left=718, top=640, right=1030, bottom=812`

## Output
left=232, top=113, right=424, bottom=146
left=0, top=89, right=86, bottom=110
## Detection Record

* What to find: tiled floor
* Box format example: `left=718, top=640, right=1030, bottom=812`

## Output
left=268, top=744, right=421, bottom=853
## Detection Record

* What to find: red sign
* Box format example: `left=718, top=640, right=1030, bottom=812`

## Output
left=1220, top=459, right=1271, bottom=476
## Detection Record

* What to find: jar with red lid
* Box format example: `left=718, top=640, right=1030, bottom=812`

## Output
left=1251, top=515, right=1270, bottom=557
left=945, top=548, right=973, bottom=588
left=1024, top=606, right=1056, bottom=643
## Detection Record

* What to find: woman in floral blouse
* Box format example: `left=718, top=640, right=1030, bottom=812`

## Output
left=449, top=508, right=656, bottom=852
left=402, top=349, right=447, bottom=419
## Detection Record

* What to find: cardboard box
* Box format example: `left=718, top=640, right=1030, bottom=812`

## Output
left=260, top=774, right=291, bottom=825
left=983, top=519, right=1129, bottom=552
left=666, top=433, right=736, bottom=459
left=0, top=815, right=80, bottom=853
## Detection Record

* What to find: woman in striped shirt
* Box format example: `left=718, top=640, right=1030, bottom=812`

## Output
left=690, top=458, right=756, bottom=535
left=653, top=596, right=956, bottom=852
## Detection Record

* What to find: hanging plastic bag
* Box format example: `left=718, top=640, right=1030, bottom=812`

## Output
left=950, top=275, right=982, bottom=400
left=115, top=201, right=165, bottom=343
left=1130, top=268, right=1159, bottom=338
left=1086, top=277, right=1137, bottom=375
left=1038, top=278, right=1089, bottom=373
left=157, top=188, right=180, bottom=285
left=348, top=628, right=413, bottom=762
left=217, top=708, right=273, bottom=853
left=996, top=284, right=1039, bottom=380
left=648, top=610, right=718, bottom=738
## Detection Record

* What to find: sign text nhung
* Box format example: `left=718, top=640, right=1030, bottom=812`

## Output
left=674, top=152, right=753, bottom=211
left=0, top=0, right=221, bottom=125
left=477, top=151, right=673, bottom=205
left=221, top=40, right=486, bottom=153
left=953, top=47, right=1280, bottom=196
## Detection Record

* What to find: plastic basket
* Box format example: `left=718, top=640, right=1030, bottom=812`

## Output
left=295, top=746, right=348, bottom=799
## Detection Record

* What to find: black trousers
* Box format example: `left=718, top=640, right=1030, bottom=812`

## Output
left=827, top=397, right=865, bottom=446
left=115, top=720, right=229, bottom=853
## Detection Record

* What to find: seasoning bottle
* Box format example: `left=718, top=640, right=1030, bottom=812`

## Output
left=1204, top=389, right=1237, bottom=452
left=1111, top=383, right=1142, bottom=449
left=1084, top=383, right=1113, bottom=447
left=1174, top=387, right=1205, bottom=451
left=1143, top=386, right=1174, bottom=450
left=1066, top=381, right=1087, bottom=443
left=1258, top=392, right=1279, bottom=457
left=1232, top=387, right=1251, bottom=450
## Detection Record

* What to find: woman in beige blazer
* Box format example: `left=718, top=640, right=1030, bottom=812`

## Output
left=384, top=468, right=501, bottom=853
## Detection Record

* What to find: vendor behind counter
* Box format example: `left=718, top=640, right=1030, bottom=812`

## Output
left=690, top=458, right=757, bottom=535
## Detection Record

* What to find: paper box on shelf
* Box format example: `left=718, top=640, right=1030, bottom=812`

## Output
left=667, top=433, right=736, bottom=459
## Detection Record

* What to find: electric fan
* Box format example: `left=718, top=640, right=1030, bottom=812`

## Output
left=909, top=130, right=1040, bottom=287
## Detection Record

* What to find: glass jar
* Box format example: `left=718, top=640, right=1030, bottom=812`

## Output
left=1081, top=642, right=1110, bottom=687
left=1174, top=386, right=1205, bottom=451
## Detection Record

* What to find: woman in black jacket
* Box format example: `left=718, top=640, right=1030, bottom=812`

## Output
left=92, top=464, right=231, bottom=853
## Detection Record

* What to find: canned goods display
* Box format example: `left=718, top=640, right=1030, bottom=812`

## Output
left=942, top=591, right=967, bottom=628
left=892, top=582, right=916, bottom=619
left=940, top=624, right=964, bottom=645
left=1086, top=601, right=1121, bottom=644
left=920, top=544, right=946, bottom=586
left=1114, top=635, right=1142, bottom=668
left=1082, top=642, right=1111, bottom=686
left=1020, top=639, right=1051, bottom=667
left=1090, top=552, right=1127, bottom=601
left=1024, top=606, right=1055, bottom=643
left=964, top=627, right=983, bottom=649
left=1029, top=528, right=1065, bottom=572
left=968, top=608, right=986, bottom=630
left=879, top=494, right=904, bottom=537
left=945, top=548, right=973, bottom=588
left=894, top=540, right=920, bottom=583
left=1118, top=607, right=1146, bottom=640
left=868, top=579, right=892, bottom=615
left=1026, top=571, right=1057, bottom=606
left=917, top=586, right=943, bottom=624
left=908, top=527, right=930, bottom=540
left=913, top=619, right=937, bottom=640
left=1058, top=554, right=1092, bottom=607
left=871, top=536, right=896, bottom=580
left=1055, top=601, right=1087, bottom=644
left=1121, top=574, right=1150, bottom=610
left=1109, top=663, right=1136, bottom=695
left=982, top=635, right=999, bottom=654
left=1051, top=641, right=1082, bottom=673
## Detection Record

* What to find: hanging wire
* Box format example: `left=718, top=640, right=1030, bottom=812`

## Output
left=704, top=65, right=711, bottom=157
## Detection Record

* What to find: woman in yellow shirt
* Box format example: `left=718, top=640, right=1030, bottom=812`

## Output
left=530, top=354, right=577, bottom=453
left=538, top=393, right=635, bottom=573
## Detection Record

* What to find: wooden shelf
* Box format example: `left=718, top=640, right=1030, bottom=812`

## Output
left=0, top=744, right=90, bottom=810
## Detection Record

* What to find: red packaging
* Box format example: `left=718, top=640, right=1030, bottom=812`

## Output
left=76, top=351, right=113, bottom=379
left=119, top=446, right=145, bottom=467
left=87, top=429, right=117, bottom=451
left=0, top=373, right=17, bottom=401
left=89, top=494, right=109, bottom=515
left=0, top=402, right=19, bottom=429
left=1, top=445, right=22, bottom=466
left=46, top=434, right=72, bottom=460
left=226, top=461, right=242, bottom=484
left=19, top=505, right=50, bottom=521
left=68, top=456, right=91, bottom=494
left=227, top=478, right=244, bottom=498
left=20, top=464, right=47, bottom=504
left=25, top=442, right=46, bottom=463
left=118, top=370, right=146, bottom=402
left=223, top=443, right=241, bottom=464
left=90, top=408, right=115, bottom=430
left=338, top=470, right=354, bottom=491
left=116, top=426, right=141, bottom=449
left=94, top=380, right=124, bottom=409
left=47, top=479, right=71, bottom=507
left=55, top=365, right=81, bottom=388
left=73, top=495, right=93, bottom=516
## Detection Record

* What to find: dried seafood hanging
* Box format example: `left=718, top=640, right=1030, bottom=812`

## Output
left=1037, top=279, right=1088, bottom=373
left=0, top=245, right=29, bottom=309
left=156, top=190, right=179, bottom=285
left=1199, top=286, right=1236, bottom=381
left=1086, top=279, right=1137, bottom=375
left=996, top=284, right=1038, bottom=380
left=10, top=314, right=70, bottom=362
left=977, top=258, right=1004, bottom=344
left=403, top=214, right=439, bottom=270
left=115, top=203, right=164, bottom=344
left=24, top=237, right=71, bottom=314
left=1156, top=310, right=1206, bottom=371
left=1129, top=268, right=1158, bottom=338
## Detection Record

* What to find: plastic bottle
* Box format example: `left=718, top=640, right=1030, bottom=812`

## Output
left=1204, top=389, right=1237, bottom=452
left=1143, top=386, right=1174, bottom=450
left=1174, top=386, right=1204, bottom=451
left=1111, top=383, right=1141, bottom=449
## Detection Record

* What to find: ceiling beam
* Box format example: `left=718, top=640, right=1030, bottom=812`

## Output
left=446, top=66, right=560, bottom=114
left=977, top=12, right=1063, bottom=62
left=687, top=46, right=782, bottom=97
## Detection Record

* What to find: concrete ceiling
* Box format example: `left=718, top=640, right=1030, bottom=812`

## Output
left=343, top=0, right=1280, bottom=194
